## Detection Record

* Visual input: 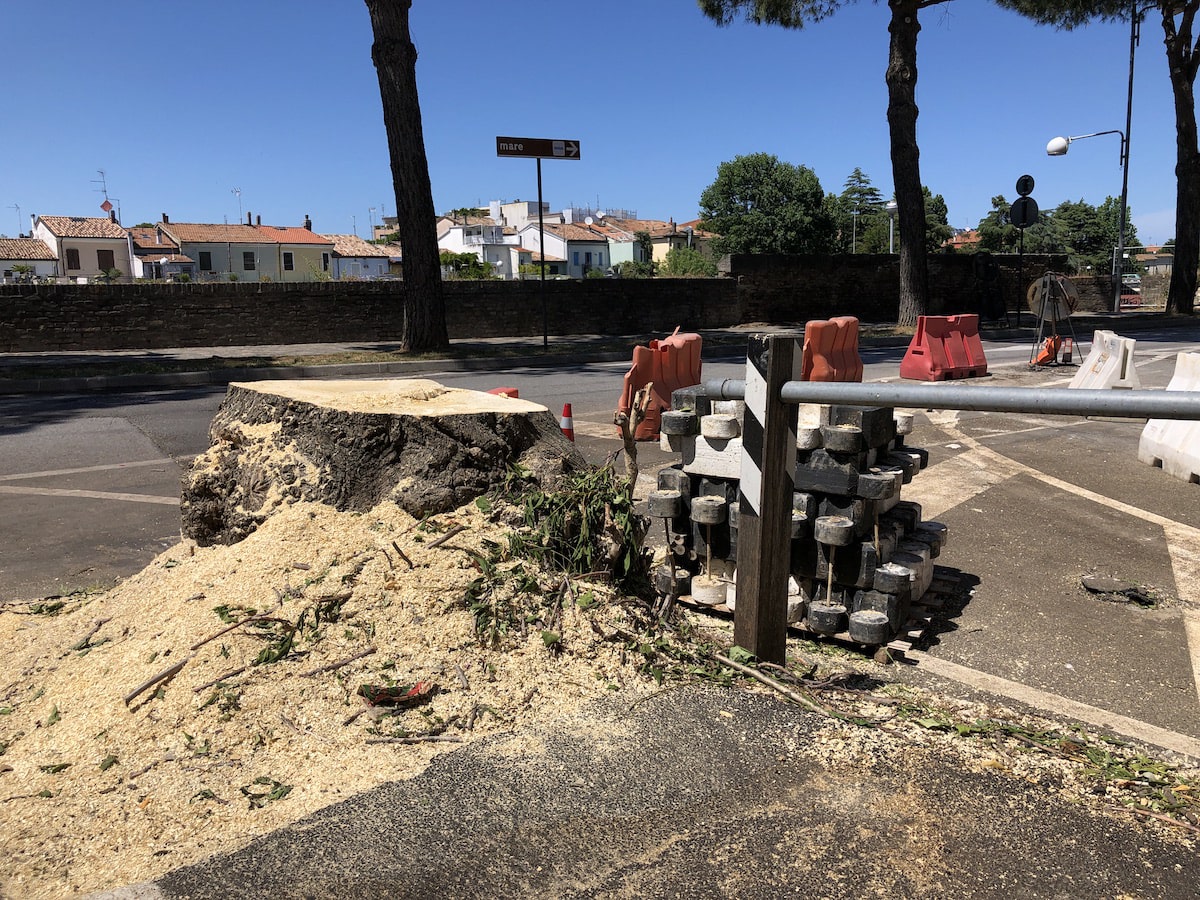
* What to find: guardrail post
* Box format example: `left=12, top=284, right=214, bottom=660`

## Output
left=735, top=333, right=802, bottom=665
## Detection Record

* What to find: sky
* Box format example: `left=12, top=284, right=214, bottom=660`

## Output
left=0, top=1, right=1184, bottom=246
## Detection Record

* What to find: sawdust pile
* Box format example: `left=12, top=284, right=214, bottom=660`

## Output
left=0, top=496, right=660, bottom=898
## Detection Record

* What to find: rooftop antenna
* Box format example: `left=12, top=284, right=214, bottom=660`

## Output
left=368, top=206, right=377, bottom=236
left=91, top=169, right=120, bottom=222
left=232, top=187, right=243, bottom=222
left=352, top=214, right=358, bottom=237
left=9, top=203, right=20, bottom=236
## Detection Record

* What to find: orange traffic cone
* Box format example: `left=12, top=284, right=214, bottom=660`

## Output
left=560, top=404, right=575, bottom=442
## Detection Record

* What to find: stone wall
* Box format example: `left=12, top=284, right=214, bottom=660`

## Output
left=724, top=252, right=1071, bottom=323
left=1, top=253, right=1107, bottom=353
left=0, top=279, right=740, bottom=352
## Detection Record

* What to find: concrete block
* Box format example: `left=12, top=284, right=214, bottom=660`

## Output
left=795, top=448, right=868, bottom=494
left=797, top=403, right=831, bottom=428
left=681, top=434, right=742, bottom=480
left=670, top=384, right=713, bottom=417
left=832, top=405, right=896, bottom=451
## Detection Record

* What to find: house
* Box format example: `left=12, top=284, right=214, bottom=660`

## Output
left=518, top=221, right=610, bottom=278
left=437, top=213, right=521, bottom=278
left=157, top=213, right=334, bottom=282
left=0, top=237, right=57, bottom=282
left=126, top=226, right=195, bottom=281
left=31, top=214, right=132, bottom=281
left=321, top=234, right=393, bottom=279
left=944, top=229, right=981, bottom=252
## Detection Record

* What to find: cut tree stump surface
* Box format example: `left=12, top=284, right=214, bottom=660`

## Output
left=181, top=379, right=584, bottom=546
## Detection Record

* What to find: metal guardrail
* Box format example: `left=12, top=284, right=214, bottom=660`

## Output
left=702, top=379, right=1200, bottom=421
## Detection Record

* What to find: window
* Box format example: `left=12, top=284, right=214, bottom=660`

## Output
left=243, top=252, right=256, bottom=271
left=66, top=248, right=80, bottom=270
left=198, top=251, right=212, bottom=271
left=283, top=251, right=294, bottom=271
left=572, top=251, right=579, bottom=265
left=97, top=249, right=115, bottom=270
left=322, top=252, right=330, bottom=272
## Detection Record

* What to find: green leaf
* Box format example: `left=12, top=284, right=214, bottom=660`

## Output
left=727, top=645, right=756, bottom=664
left=98, top=754, right=118, bottom=772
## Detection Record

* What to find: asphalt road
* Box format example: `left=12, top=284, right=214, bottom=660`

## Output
left=5, top=326, right=1200, bottom=897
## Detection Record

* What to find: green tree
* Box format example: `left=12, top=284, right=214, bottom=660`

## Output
left=698, top=0, right=954, bottom=325
left=634, top=230, right=655, bottom=263
left=833, top=167, right=887, bottom=253
left=660, top=246, right=719, bottom=277
left=698, top=152, right=835, bottom=255
left=365, top=0, right=449, bottom=350
left=923, top=186, right=953, bottom=253
left=439, top=250, right=494, bottom=279
left=994, top=0, right=1196, bottom=314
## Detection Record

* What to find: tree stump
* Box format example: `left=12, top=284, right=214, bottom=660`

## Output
left=181, top=379, right=585, bottom=546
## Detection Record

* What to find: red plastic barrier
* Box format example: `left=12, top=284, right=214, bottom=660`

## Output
left=802, top=317, right=863, bottom=382
left=899, top=314, right=988, bottom=381
left=616, top=327, right=703, bottom=441
left=487, top=386, right=520, bottom=399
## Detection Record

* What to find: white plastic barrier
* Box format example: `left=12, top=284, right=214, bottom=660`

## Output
left=1138, top=351, right=1200, bottom=484
left=1069, top=330, right=1141, bottom=390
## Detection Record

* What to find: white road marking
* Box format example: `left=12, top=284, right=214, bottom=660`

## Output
left=0, top=458, right=178, bottom=482
left=0, top=486, right=179, bottom=506
left=922, top=421, right=1200, bottom=711
left=908, top=650, right=1200, bottom=760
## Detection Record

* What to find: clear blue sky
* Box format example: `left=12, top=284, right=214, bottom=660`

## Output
left=0, top=1, right=1181, bottom=245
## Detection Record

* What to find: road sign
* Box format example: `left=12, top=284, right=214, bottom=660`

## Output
left=495, top=136, right=581, bottom=160
left=1016, top=174, right=1035, bottom=197
left=1010, top=196, right=1039, bottom=229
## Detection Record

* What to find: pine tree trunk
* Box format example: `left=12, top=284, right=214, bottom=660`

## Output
left=887, top=0, right=930, bottom=327
left=365, top=0, right=449, bottom=350
left=1165, top=8, right=1199, bottom=316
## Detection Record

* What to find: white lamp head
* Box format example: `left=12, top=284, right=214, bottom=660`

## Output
left=1046, top=136, right=1070, bottom=156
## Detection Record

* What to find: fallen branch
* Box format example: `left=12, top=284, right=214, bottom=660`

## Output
left=365, top=735, right=463, bottom=745
left=191, top=665, right=251, bottom=694
left=1118, top=804, right=1200, bottom=834
left=124, top=654, right=194, bottom=706
left=427, top=524, right=468, bottom=549
left=391, top=540, right=414, bottom=569
left=189, top=612, right=279, bottom=652
left=453, top=663, right=469, bottom=690
left=714, top=652, right=833, bottom=718
left=68, top=617, right=111, bottom=652
left=300, top=645, right=377, bottom=678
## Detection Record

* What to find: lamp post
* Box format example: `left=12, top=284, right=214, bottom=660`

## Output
left=1047, top=130, right=1128, bottom=312
left=851, top=207, right=859, bottom=254
left=886, top=200, right=898, bottom=254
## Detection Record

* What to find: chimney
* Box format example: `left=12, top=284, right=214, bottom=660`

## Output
left=247, top=212, right=253, bottom=226
left=303, top=214, right=312, bottom=231
left=109, top=210, right=117, bottom=224
left=669, top=217, right=676, bottom=233
left=255, top=215, right=261, bottom=226
left=162, top=213, right=169, bottom=224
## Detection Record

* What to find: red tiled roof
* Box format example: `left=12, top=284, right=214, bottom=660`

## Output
left=37, top=216, right=127, bottom=239
left=126, top=227, right=180, bottom=253
left=541, top=222, right=607, bottom=242
left=0, top=238, right=56, bottom=260
left=321, top=234, right=393, bottom=258
left=160, top=222, right=332, bottom=246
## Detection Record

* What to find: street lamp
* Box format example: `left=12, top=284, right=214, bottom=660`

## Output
left=886, top=200, right=898, bottom=254
left=1046, top=129, right=1128, bottom=312
left=851, top=207, right=859, bottom=254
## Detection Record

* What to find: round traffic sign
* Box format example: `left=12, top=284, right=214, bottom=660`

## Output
left=1016, top=174, right=1035, bottom=197
left=1010, top=196, right=1039, bottom=229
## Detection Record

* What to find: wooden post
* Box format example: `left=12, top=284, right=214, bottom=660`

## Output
left=734, top=333, right=801, bottom=664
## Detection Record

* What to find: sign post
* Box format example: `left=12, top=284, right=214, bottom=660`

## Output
left=496, top=136, right=582, bottom=350
left=1010, top=175, right=1038, bottom=329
